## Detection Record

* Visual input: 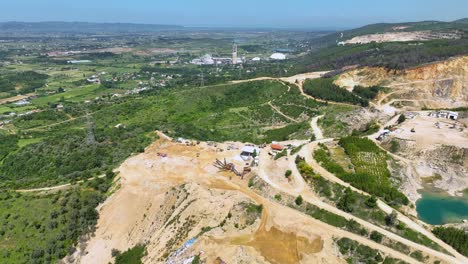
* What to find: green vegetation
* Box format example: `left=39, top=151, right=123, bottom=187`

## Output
left=317, top=105, right=356, bottom=138
left=370, top=231, right=383, bottom=243
left=433, top=227, right=468, bottom=256
left=191, top=254, right=201, bottom=264
left=389, top=140, right=400, bottom=153
left=397, top=114, right=406, bottom=124
left=297, top=155, right=444, bottom=253
left=114, top=245, right=147, bottom=264
left=303, top=78, right=368, bottom=106
left=351, top=121, right=380, bottom=136
left=295, top=195, right=303, bottom=205
left=285, top=170, right=292, bottom=178
left=0, top=80, right=326, bottom=188
left=298, top=34, right=468, bottom=71
left=336, top=237, right=384, bottom=264
left=314, top=139, right=408, bottom=206
left=290, top=144, right=305, bottom=155
left=0, top=71, right=48, bottom=94
left=409, top=250, right=424, bottom=262
left=245, top=203, right=263, bottom=215
left=0, top=134, right=19, bottom=160
left=274, top=149, right=288, bottom=160
left=0, top=186, right=107, bottom=264
left=352, top=86, right=387, bottom=100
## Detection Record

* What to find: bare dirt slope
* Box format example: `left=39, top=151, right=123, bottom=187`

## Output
left=68, top=135, right=346, bottom=264
left=344, top=31, right=461, bottom=44
left=335, top=56, right=468, bottom=109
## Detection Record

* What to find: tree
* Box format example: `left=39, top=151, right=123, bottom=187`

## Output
left=397, top=114, right=406, bottom=124
left=385, top=211, right=398, bottom=226
left=370, top=231, right=383, bottom=243
left=285, top=170, right=292, bottom=178
left=295, top=195, right=303, bottom=206
left=337, top=187, right=356, bottom=212
left=105, top=169, right=115, bottom=179
left=310, top=133, right=316, bottom=142
left=365, top=196, right=378, bottom=208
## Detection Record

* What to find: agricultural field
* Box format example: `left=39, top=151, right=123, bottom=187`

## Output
left=314, top=139, right=408, bottom=206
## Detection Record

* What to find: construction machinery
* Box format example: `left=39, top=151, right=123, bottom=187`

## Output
left=213, top=158, right=241, bottom=177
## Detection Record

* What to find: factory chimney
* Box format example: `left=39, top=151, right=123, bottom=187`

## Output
left=232, top=43, right=238, bottom=65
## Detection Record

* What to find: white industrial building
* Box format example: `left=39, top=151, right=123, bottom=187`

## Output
left=270, top=53, right=286, bottom=60
left=429, top=110, right=459, bottom=120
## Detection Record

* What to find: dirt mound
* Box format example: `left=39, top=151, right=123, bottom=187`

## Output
left=335, top=56, right=468, bottom=109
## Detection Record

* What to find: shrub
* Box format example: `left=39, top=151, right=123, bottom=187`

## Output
left=397, top=114, right=406, bottom=124
left=385, top=211, right=398, bottom=226
left=285, top=170, right=292, bottom=178
left=295, top=195, right=303, bottom=206
left=274, top=194, right=282, bottom=201
left=365, top=196, right=378, bottom=208
left=370, top=231, right=383, bottom=243
left=115, top=245, right=146, bottom=264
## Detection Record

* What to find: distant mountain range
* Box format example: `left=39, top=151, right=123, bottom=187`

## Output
left=0, top=19, right=467, bottom=35
left=0, top=21, right=184, bottom=33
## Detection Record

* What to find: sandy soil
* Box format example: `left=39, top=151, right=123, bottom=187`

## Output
left=68, top=134, right=345, bottom=264
left=0, top=93, right=35, bottom=105
left=396, top=114, right=468, bottom=149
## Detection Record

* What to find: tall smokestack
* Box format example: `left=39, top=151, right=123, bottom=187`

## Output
left=232, top=43, right=238, bottom=65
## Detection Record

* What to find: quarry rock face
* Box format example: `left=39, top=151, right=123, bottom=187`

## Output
left=335, top=56, right=468, bottom=108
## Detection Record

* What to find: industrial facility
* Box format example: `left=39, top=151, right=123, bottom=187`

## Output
left=191, top=43, right=244, bottom=65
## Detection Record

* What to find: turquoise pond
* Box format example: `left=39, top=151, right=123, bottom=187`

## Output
left=416, top=191, right=468, bottom=225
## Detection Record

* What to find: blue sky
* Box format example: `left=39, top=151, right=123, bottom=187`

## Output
left=1, top=0, right=467, bottom=29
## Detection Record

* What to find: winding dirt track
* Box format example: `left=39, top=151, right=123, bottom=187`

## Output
left=310, top=115, right=324, bottom=140
left=258, top=146, right=466, bottom=264
left=268, top=102, right=299, bottom=123
left=14, top=72, right=467, bottom=263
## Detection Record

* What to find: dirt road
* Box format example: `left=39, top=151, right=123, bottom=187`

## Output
left=257, top=150, right=465, bottom=263
left=310, top=115, right=324, bottom=140
left=268, top=102, right=299, bottom=123
left=301, top=142, right=466, bottom=262
left=15, top=174, right=107, bottom=193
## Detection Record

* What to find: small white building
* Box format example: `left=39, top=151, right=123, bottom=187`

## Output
left=448, top=111, right=459, bottom=120
left=14, top=99, right=30, bottom=106
left=270, top=53, right=286, bottom=60
left=429, top=110, right=458, bottom=120
left=240, top=146, right=260, bottom=159
left=252, top=57, right=261, bottom=62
